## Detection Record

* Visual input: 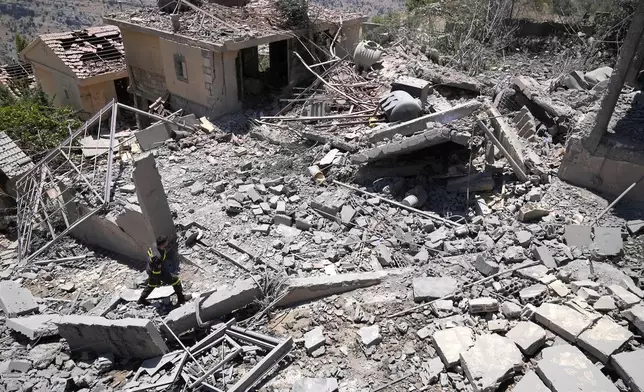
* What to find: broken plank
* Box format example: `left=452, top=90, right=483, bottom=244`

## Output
left=476, top=120, right=528, bottom=182
left=369, top=101, right=481, bottom=142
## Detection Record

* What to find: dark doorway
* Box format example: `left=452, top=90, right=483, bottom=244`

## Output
left=114, top=77, right=133, bottom=105
left=237, top=40, right=290, bottom=102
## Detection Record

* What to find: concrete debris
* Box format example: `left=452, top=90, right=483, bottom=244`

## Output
left=304, top=327, right=325, bottom=354
left=291, top=378, right=339, bottom=392
left=533, top=246, right=557, bottom=269
left=358, top=325, right=382, bottom=347
left=475, top=254, right=500, bottom=276
left=519, top=284, right=549, bottom=306
left=513, top=370, right=550, bottom=392
left=506, top=321, right=547, bottom=355
left=622, top=305, right=644, bottom=335
left=593, top=226, right=624, bottom=257
left=421, top=356, right=445, bottom=384
left=564, top=225, right=592, bottom=249
left=611, top=350, right=644, bottom=392
left=594, top=295, right=617, bottom=312
left=432, top=327, right=474, bottom=367
left=413, top=276, right=459, bottom=302
left=487, top=319, right=509, bottom=333
left=517, top=203, right=550, bottom=222
left=0, top=281, right=38, bottom=317
left=537, top=345, right=619, bottom=392
left=608, top=284, right=641, bottom=308
left=469, top=297, right=498, bottom=314
left=6, top=314, right=60, bottom=339
left=460, top=334, right=523, bottom=392
left=577, top=316, right=632, bottom=363
left=534, top=303, right=593, bottom=343
left=501, top=302, right=522, bottom=319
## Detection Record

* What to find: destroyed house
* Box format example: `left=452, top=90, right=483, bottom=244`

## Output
left=0, top=62, right=35, bottom=94
left=0, top=132, right=33, bottom=206
left=20, top=26, right=131, bottom=118
left=103, top=0, right=366, bottom=124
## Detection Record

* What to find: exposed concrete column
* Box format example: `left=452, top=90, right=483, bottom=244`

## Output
left=133, top=153, right=177, bottom=244
left=584, top=1, right=644, bottom=153
left=133, top=94, right=151, bottom=130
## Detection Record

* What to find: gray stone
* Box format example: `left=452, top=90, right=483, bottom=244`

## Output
left=273, top=214, right=292, bottom=226
left=460, top=334, right=523, bottom=392
left=506, top=321, right=546, bottom=355
left=340, top=205, right=356, bottom=224
left=501, top=302, right=522, bottom=319
left=304, top=327, right=325, bottom=354
left=564, top=225, right=592, bottom=249
left=611, top=349, right=644, bottom=392
left=413, top=276, right=458, bottom=302
left=417, top=325, right=433, bottom=340
left=594, top=295, right=617, bottom=312
left=619, top=277, right=644, bottom=299
left=534, top=303, right=593, bottom=342
left=517, top=203, right=549, bottom=222
left=537, top=345, right=619, bottom=392
left=577, top=316, right=632, bottom=364
left=519, top=284, right=549, bottom=305
left=593, top=227, right=623, bottom=257
left=487, top=319, right=509, bottom=333
left=513, top=370, right=550, bottom=392
left=6, top=314, right=59, bottom=339
left=375, top=245, right=393, bottom=267
left=626, top=219, right=644, bottom=235
left=432, top=327, right=474, bottom=367
left=469, top=297, right=498, bottom=314
left=189, top=182, right=204, bottom=196
left=291, top=378, right=339, bottom=392
left=503, top=246, right=525, bottom=263
left=422, top=356, right=445, bottom=384
left=165, top=279, right=261, bottom=335
left=533, top=246, right=557, bottom=268
left=570, top=280, right=601, bottom=293
left=28, top=343, right=63, bottom=370
left=475, top=254, right=499, bottom=276
left=56, top=316, right=168, bottom=359
left=548, top=280, right=570, bottom=297
left=577, top=287, right=601, bottom=303
left=516, top=230, right=532, bottom=247
left=414, top=247, right=429, bottom=263
left=608, top=284, right=641, bottom=308
left=622, top=304, right=644, bottom=335
left=0, top=281, right=38, bottom=317
left=358, top=325, right=381, bottom=347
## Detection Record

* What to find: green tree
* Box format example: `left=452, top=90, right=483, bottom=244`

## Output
left=14, top=32, right=28, bottom=58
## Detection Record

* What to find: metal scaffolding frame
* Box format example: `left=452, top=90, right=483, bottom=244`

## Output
left=15, top=100, right=199, bottom=264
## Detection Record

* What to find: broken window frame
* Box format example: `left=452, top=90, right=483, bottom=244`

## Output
left=174, top=53, right=188, bottom=82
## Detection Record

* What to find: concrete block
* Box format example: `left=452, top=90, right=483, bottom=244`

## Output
left=533, top=246, right=557, bottom=268
left=506, top=321, right=546, bottom=355
left=534, top=303, right=593, bottom=342
left=432, top=327, right=474, bottom=367
left=375, top=244, right=393, bottom=267
left=6, top=314, right=59, bottom=339
left=563, top=225, right=592, bottom=248
left=513, top=370, right=550, bottom=392
left=608, top=284, right=641, bottom=308
left=619, top=277, right=644, bottom=299
left=475, top=254, right=499, bottom=276
left=164, top=279, right=261, bottom=335
left=135, top=122, right=171, bottom=151
left=487, top=319, right=509, bottom=333
left=460, top=334, right=523, bottom=392
left=577, top=316, right=632, bottom=364
left=304, top=327, right=325, bottom=354
left=273, top=214, right=292, bottom=226
left=358, top=325, right=381, bottom=347
left=55, top=316, right=168, bottom=359
left=311, top=192, right=346, bottom=217
left=469, top=297, right=498, bottom=314
left=340, top=205, right=356, bottom=224
left=291, top=378, right=338, bottom=392
left=594, top=296, right=617, bottom=312
left=519, top=284, right=549, bottom=305
left=548, top=280, right=570, bottom=297
left=0, top=281, right=38, bottom=317
left=536, top=345, right=619, bottom=392
left=277, top=272, right=387, bottom=307
left=577, top=287, right=601, bottom=303
left=593, top=227, right=623, bottom=257
left=622, top=304, right=644, bottom=335
left=611, top=349, right=644, bottom=392
left=570, top=280, right=600, bottom=293
left=501, top=302, right=522, bottom=319
left=87, top=293, right=122, bottom=317
left=133, top=153, right=176, bottom=242
left=413, top=276, right=458, bottom=302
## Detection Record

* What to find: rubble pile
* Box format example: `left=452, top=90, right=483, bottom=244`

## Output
left=2, top=17, right=644, bottom=392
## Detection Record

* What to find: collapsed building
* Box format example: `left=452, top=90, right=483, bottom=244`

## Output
left=0, top=1, right=644, bottom=392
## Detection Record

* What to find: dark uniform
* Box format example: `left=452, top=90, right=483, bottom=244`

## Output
left=138, top=242, right=186, bottom=305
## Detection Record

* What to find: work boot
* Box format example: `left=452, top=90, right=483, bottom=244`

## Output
left=174, top=282, right=186, bottom=305
left=138, top=286, right=153, bottom=306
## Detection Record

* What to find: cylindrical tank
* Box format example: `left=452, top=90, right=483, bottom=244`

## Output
left=380, top=90, right=422, bottom=123
left=353, top=41, right=383, bottom=69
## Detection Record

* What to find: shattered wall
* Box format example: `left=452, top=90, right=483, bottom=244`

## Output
left=80, top=80, right=119, bottom=115
left=31, top=64, right=82, bottom=110
left=121, top=29, right=167, bottom=99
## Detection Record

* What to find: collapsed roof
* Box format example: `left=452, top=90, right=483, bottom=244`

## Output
left=0, top=62, right=34, bottom=90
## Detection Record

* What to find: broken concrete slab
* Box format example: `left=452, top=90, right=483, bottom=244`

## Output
left=413, top=276, right=458, bottom=302
left=537, top=344, right=619, bottom=392
left=353, top=127, right=470, bottom=164
left=501, top=302, right=522, bottom=319
left=534, top=303, right=593, bottom=342
left=291, top=378, right=339, bottom=392
left=608, top=284, right=641, bottom=308
left=548, top=280, right=570, bottom=297
left=6, top=314, right=59, bottom=339
left=520, top=284, right=549, bottom=306
left=627, top=219, right=644, bottom=235
left=577, top=316, right=632, bottom=364
left=564, top=225, right=592, bottom=249
left=432, top=327, right=474, bottom=367
left=513, top=370, right=550, bottom=392
left=611, top=349, right=644, bottom=392
left=121, top=286, right=176, bottom=302
left=619, top=277, right=644, bottom=299
left=622, top=304, right=644, bottom=335
left=165, top=278, right=261, bottom=335
left=0, top=281, right=38, bottom=318
left=475, top=254, right=499, bottom=276
left=358, top=325, right=381, bottom=347
left=310, top=191, right=347, bottom=218
left=135, top=122, right=172, bottom=151
left=304, top=327, right=325, bottom=354
left=369, top=101, right=482, bottom=142
left=487, top=319, right=509, bottom=333
left=460, top=334, right=523, bottom=392
left=594, top=295, right=617, bottom=312
left=584, top=66, right=613, bottom=86
left=593, top=227, right=623, bottom=257
left=533, top=246, right=557, bottom=269
left=506, top=321, right=547, bottom=356
left=56, top=316, right=168, bottom=359
left=486, top=105, right=528, bottom=176
left=277, top=272, right=388, bottom=307
left=87, top=293, right=122, bottom=317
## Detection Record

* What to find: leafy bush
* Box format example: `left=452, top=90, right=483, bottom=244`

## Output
left=276, top=0, right=310, bottom=28
left=0, top=84, right=82, bottom=155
